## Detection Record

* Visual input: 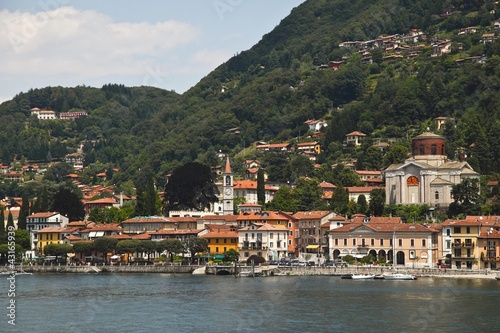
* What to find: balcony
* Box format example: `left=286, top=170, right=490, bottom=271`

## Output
left=357, top=244, right=369, bottom=249
left=452, top=242, right=475, bottom=248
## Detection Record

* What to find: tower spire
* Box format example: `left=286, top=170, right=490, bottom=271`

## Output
left=224, top=156, right=232, bottom=174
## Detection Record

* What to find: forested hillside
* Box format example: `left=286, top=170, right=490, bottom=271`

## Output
left=1, top=0, right=500, bottom=192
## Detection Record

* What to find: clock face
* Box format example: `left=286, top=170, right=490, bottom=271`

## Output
left=224, top=188, right=232, bottom=196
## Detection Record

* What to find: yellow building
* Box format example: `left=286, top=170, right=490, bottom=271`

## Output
left=443, top=219, right=481, bottom=269
left=37, top=227, right=67, bottom=254
left=201, top=229, right=239, bottom=255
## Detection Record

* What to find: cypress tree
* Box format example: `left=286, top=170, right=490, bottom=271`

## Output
left=18, top=193, right=30, bottom=229
left=6, top=211, right=14, bottom=229
left=0, top=209, right=5, bottom=241
left=257, top=168, right=265, bottom=205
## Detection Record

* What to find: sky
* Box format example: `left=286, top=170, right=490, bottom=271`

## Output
left=0, top=0, right=305, bottom=104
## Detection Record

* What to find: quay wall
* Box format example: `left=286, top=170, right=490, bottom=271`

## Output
left=2, top=264, right=200, bottom=274
left=1, top=264, right=496, bottom=277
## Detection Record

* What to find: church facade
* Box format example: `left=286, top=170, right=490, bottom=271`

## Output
left=384, top=132, right=479, bottom=208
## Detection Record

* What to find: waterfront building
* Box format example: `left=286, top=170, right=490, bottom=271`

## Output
left=442, top=218, right=482, bottom=269
left=200, top=228, right=239, bottom=257
left=238, top=222, right=288, bottom=261
left=293, top=211, right=336, bottom=258
left=26, top=212, right=69, bottom=258
left=329, top=219, right=439, bottom=267
left=37, top=226, right=75, bottom=254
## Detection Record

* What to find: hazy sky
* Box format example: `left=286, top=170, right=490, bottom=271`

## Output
left=0, top=0, right=305, bottom=103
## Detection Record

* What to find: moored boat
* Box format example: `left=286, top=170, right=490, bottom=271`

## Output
left=383, top=273, right=416, bottom=280
left=351, top=274, right=375, bottom=280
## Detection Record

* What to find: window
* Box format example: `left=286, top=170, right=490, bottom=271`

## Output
left=334, top=238, right=339, bottom=246
left=454, top=227, right=461, bottom=234
left=244, top=252, right=249, bottom=257
left=371, top=238, right=375, bottom=246
left=270, top=233, right=273, bottom=239
left=270, top=242, right=274, bottom=248
left=422, top=239, right=426, bottom=247
left=398, top=239, right=403, bottom=247
left=466, top=227, right=471, bottom=234
left=224, top=247, right=227, bottom=252
left=435, top=191, right=439, bottom=200
left=431, top=144, right=436, bottom=155
left=389, top=239, right=393, bottom=246
left=410, top=239, right=414, bottom=247
left=352, top=239, right=356, bottom=246
left=380, top=239, right=384, bottom=246
left=215, top=247, right=219, bottom=253
left=419, top=144, right=424, bottom=154
left=446, top=229, right=451, bottom=236
left=343, top=239, right=347, bottom=246
left=446, top=240, right=451, bottom=249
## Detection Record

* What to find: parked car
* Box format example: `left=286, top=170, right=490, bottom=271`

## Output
left=324, top=260, right=335, bottom=266
left=268, top=260, right=279, bottom=266
left=334, top=260, right=348, bottom=267
left=291, top=259, right=306, bottom=266
left=307, top=261, right=316, bottom=266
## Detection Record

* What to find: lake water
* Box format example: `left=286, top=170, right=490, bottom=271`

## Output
left=1, top=273, right=499, bottom=333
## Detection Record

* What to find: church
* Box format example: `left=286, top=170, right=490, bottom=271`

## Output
left=384, top=132, right=479, bottom=208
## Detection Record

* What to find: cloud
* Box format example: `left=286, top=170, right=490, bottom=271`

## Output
left=0, top=6, right=200, bottom=79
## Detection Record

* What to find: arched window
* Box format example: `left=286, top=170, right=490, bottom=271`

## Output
left=419, top=144, right=425, bottom=155
left=407, top=176, right=419, bottom=186
left=225, top=175, right=231, bottom=185
left=431, top=144, right=437, bottom=155
left=435, top=191, right=439, bottom=200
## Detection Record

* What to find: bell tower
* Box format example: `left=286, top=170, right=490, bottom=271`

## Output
left=222, top=156, right=234, bottom=215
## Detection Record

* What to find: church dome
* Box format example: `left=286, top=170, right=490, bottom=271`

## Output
left=412, top=132, right=446, bottom=157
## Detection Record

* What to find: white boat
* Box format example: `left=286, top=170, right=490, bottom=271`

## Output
left=351, top=274, right=375, bottom=280
left=383, top=273, right=416, bottom=280
left=342, top=273, right=374, bottom=279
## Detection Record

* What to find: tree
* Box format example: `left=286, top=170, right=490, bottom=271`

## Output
left=382, top=144, right=409, bottom=168
left=183, top=238, right=208, bottom=263
left=356, top=194, right=368, bottom=215
left=73, top=242, right=95, bottom=257
left=44, top=243, right=73, bottom=258
left=6, top=211, right=14, bottom=229
left=369, top=188, right=385, bottom=216
left=0, top=209, right=4, bottom=242
left=267, top=186, right=298, bottom=212
left=50, top=186, right=85, bottom=221
left=330, top=186, right=349, bottom=215
left=18, top=193, right=29, bottom=229
left=139, top=240, right=157, bottom=262
left=135, top=170, right=159, bottom=217
left=15, top=229, right=31, bottom=250
left=93, top=237, right=118, bottom=261
left=116, top=240, right=140, bottom=262
left=448, top=178, right=482, bottom=217
left=257, top=168, right=265, bottom=205
left=164, top=162, right=219, bottom=214
left=156, top=239, right=184, bottom=262
left=223, top=249, right=240, bottom=263
left=293, top=178, right=324, bottom=211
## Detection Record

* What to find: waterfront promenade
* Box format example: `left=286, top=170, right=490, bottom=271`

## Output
left=2, top=263, right=498, bottom=279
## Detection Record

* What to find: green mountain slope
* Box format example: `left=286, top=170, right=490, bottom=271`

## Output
left=1, top=0, right=500, bottom=187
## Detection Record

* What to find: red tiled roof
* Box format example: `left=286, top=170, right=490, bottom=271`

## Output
left=293, top=211, right=333, bottom=220
left=200, top=230, right=238, bottom=238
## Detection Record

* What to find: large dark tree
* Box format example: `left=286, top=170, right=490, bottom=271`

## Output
left=50, top=186, right=85, bottom=221
left=164, top=162, right=219, bottom=214
left=6, top=211, right=14, bottom=229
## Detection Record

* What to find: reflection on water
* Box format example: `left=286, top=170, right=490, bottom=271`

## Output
left=0, top=274, right=498, bottom=333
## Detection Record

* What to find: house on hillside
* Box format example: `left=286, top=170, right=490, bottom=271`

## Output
left=345, top=131, right=366, bottom=146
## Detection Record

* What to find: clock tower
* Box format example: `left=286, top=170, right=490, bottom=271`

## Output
left=222, top=156, right=234, bottom=215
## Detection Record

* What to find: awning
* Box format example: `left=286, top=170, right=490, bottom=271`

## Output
left=306, top=245, right=319, bottom=249
left=215, top=255, right=224, bottom=259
